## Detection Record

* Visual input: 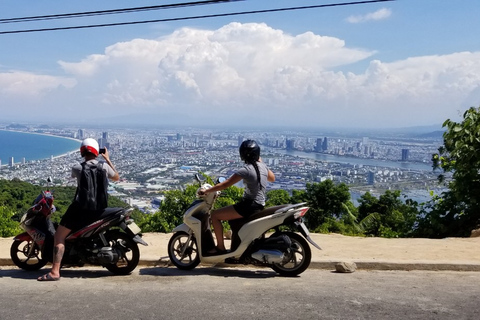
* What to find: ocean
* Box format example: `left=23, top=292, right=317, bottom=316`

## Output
left=0, top=130, right=80, bottom=164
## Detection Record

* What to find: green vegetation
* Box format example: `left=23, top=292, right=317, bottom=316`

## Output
left=2, top=107, right=480, bottom=238
left=0, top=175, right=422, bottom=238
left=413, top=106, right=480, bottom=237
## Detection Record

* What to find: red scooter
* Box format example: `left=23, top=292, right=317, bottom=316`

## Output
left=10, top=180, right=147, bottom=275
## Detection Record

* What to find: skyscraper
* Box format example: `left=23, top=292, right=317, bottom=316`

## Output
left=401, top=149, right=409, bottom=161
left=316, top=138, right=323, bottom=152
left=367, top=171, right=375, bottom=185
left=99, top=132, right=110, bottom=149
left=286, top=139, right=296, bottom=151
left=77, top=129, right=85, bottom=139
left=322, top=137, right=328, bottom=151
left=238, top=136, right=244, bottom=147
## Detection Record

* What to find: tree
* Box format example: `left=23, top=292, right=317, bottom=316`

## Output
left=0, top=206, right=22, bottom=237
left=422, top=106, right=480, bottom=237
left=302, top=180, right=355, bottom=232
left=266, top=189, right=291, bottom=207
left=357, top=190, right=417, bottom=237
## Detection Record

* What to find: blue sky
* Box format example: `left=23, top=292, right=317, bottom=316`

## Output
left=1, top=0, right=479, bottom=129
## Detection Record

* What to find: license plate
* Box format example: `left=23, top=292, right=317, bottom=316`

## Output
left=127, top=221, right=141, bottom=234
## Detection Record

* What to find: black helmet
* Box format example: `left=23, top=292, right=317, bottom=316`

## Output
left=239, top=140, right=260, bottom=162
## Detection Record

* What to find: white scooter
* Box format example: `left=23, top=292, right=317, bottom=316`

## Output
left=167, top=174, right=321, bottom=276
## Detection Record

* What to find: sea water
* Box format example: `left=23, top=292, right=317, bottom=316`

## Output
left=0, top=130, right=79, bottom=164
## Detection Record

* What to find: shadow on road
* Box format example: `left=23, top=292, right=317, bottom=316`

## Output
left=0, top=267, right=127, bottom=280
left=0, top=265, right=280, bottom=280
left=140, top=265, right=278, bottom=279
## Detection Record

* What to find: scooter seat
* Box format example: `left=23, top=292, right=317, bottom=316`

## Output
left=244, top=204, right=289, bottom=223
left=229, top=204, right=290, bottom=251
left=97, top=207, right=125, bottom=219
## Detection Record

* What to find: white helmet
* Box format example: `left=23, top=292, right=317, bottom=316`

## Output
left=80, top=138, right=99, bottom=157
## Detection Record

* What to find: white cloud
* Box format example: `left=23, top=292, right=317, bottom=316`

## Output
left=0, top=71, right=76, bottom=96
left=346, top=8, right=392, bottom=24
left=2, top=22, right=480, bottom=128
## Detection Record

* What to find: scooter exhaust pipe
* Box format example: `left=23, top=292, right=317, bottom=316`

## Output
left=251, top=249, right=285, bottom=264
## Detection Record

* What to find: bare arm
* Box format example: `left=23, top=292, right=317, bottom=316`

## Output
left=202, top=174, right=242, bottom=195
left=259, top=157, right=275, bottom=182
left=267, top=169, right=275, bottom=182
left=100, top=147, right=120, bottom=181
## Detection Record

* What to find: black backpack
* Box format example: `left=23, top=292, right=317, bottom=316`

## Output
left=75, top=162, right=108, bottom=211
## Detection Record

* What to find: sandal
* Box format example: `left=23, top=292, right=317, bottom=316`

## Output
left=37, top=273, right=61, bottom=281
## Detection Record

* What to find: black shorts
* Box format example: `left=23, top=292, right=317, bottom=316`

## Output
left=59, top=202, right=103, bottom=231
left=233, top=199, right=264, bottom=218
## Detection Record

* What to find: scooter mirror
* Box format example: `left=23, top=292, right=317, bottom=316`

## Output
left=195, top=173, right=206, bottom=183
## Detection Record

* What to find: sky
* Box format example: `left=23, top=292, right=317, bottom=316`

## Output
left=0, top=0, right=479, bottom=130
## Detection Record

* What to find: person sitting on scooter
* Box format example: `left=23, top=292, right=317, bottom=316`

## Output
left=37, top=138, right=119, bottom=281
left=199, top=139, right=275, bottom=254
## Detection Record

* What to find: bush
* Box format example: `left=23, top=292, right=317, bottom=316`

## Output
left=0, top=206, right=22, bottom=237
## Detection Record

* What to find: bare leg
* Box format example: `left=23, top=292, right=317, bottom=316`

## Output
left=38, top=225, right=70, bottom=280
left=210, top=205, right=242, bottom=251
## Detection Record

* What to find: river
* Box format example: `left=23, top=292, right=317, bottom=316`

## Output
left=274, top=149, right=433, bottom=171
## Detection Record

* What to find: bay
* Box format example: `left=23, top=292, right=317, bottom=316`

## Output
left=0, top=130, right=80, bottom=164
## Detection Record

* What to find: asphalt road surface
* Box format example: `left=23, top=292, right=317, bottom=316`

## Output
left=0, top=266, right=479, bottom=320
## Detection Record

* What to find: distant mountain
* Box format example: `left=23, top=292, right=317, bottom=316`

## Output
left=6, top=123, right=28, bottom=129
left=416, top=130, right=445, bottom=139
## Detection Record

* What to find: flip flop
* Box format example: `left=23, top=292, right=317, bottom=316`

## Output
left=37, top=273, right=60, bottom=281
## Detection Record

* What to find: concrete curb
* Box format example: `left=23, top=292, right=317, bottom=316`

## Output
left=135, top=259, right=480, bottom=272
left=0, top=258, right=13, bottom=266
left=3, top=257, right=480, bottom=272
left=309, top=261, right=480, bottom=272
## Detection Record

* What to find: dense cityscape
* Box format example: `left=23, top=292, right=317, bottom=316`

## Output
left=0, top=124, right=447, bottom=213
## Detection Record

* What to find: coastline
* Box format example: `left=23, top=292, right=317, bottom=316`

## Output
left=0, top=129, right=81, bottom=165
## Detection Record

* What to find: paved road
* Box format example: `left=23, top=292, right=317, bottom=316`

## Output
left=1, top=266, right=479, bottom=320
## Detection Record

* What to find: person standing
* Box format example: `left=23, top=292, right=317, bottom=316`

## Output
left=37, top=138, right=119, bottom=281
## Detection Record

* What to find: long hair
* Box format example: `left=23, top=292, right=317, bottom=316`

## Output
left=240, top=139, right=262, bottom=185
left=245, top=158, right=261, bottom=186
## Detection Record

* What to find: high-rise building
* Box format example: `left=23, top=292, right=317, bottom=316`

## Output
left=77, top=129, right=85, bottom=139
left=401, top=149, right=409, bottom=161
left=322, top=137, right=328, bottom=151
left=316, top=138, right=323, bottom=152
left=99, top=132, right=110, bottom=149
left=238, top=136, right=244, bottom=147
left=9, top=157, right=14, bottom=167
left=286, top=139, right=296, bottom=151
left=367, top=171, right=375, bottom=185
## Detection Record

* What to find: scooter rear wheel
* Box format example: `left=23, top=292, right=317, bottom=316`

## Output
left=10, top=239, right=48, bottom=271
left=168, top=231, right=200, bottom=270
left=271, top=232, right=311, bottom=277
left=104, top=230, right=140, bottom=275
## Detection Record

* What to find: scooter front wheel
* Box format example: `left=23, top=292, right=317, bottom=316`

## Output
left=168, top=231, right=200, bottom=270
left=10, top=239, right=48, bottom=271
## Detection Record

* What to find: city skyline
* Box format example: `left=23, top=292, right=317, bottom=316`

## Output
left=1, top=1, right=479, bottom=129
left=0, top=124, right=443, bottom=212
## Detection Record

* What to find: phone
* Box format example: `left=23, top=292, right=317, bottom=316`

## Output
left=99, top=148, right=106, bottom=154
